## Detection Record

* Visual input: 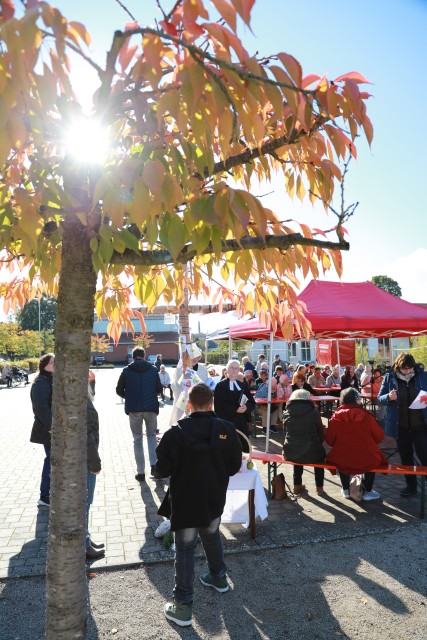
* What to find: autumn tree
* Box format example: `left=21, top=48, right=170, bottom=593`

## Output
left=371, top=275, right=402, bottom=298
left=90, top=333, right=110, bottom=356
left=0, top=1, right=373, bottom=638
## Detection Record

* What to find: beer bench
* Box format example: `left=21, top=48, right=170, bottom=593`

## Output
left=251, top=451, right=427, bottom=519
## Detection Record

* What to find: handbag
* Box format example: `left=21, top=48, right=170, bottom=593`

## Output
left=349, top=474, right=364, bottom=501
left=271, top=472, right=287, bottom=500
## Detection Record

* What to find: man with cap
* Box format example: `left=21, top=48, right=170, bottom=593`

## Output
left=273, top=353, right=286, bottom=373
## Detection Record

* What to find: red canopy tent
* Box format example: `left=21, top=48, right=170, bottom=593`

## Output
left=229, top=281, right=427, bottom=340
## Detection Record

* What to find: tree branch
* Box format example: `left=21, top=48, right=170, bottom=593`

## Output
left=202, top=119, right=327, bottom=178
left=110, top=233, right=350, bottom=267
left=98, top=25, right=317, bottom=106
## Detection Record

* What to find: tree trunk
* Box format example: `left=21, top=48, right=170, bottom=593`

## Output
left=45, top=210, right=96, bottom=639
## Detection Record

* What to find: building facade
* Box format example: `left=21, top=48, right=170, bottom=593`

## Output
left=92, top=315, right=180, bottom=364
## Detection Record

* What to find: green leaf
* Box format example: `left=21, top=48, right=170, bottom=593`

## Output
left=167, top=214, right=187, bottom=260
left=119, top=228, right=140, bottom=253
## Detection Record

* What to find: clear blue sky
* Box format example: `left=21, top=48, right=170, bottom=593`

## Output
left=50, top=1, right=427, bottom=304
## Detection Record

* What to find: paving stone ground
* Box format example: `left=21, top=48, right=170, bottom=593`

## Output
left=0, top=367, right=423, bottom=579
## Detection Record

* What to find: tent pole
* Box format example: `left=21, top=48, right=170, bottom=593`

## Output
left=389, top=336, right=393, bottom=366
left=228, top=335, right=232, bottom=361
left=336, top=339, right=341, bottom=372
left=265, top=330, right=274, bottom=453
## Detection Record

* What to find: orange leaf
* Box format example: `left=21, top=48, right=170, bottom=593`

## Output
left=302, top=74, right=320, bottom=88
left=132, top=309, right=146, bottom=333
left=334, top=71, right=371, bottom=84
left=231, top=0, right=256, bottom=26
left=68, top=21, right=91, bottom=47
left=313, top=228, right=327, bottom=237
left=210, top=0, right=237, bottom=33
left=118, top=44, right=138, bottom=73
left=362, top=115, right=374, bottom=146
left=159, top=20, right=178, bottom=37
left=277, top=52, right=302, bottom=86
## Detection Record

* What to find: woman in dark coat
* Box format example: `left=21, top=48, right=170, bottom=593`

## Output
left=326, top=387, right=387, bottom=500
left=283, top=389, right=326, bottom=495
left=30, top=353, right=54, bottom=507
left=340, top=365, right=360, bottom=391
left=377, top=353, right=427, bottom=497
left=214, top=359, right=254, bottom=452
left=86, top=383, right=104, bottom=560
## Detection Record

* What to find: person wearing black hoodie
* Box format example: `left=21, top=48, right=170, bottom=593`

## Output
left=116, top=347, right=162, bottom=482
left=156, top=383, right=242, bottom=628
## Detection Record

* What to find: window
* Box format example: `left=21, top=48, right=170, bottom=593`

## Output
left=300, top=340, right=311, bottom=361
left=378, top=338, right=390, bottom=359
left=289, top=342, right=297, bottom=357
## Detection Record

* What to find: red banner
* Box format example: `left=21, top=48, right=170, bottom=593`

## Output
left=316, top=340, right=355, bottom=366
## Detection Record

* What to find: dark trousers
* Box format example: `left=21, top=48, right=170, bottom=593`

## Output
left=293, top=464, right=324, bottom=488
left=174, top=517, right=226, bottom=603
left=40, top=444, right=51, bottom=496
left=397, top=429, right=427, bottom=489
left=339, top=471, right=375, bottom=492
left=161, top=384, right=174, bottom=400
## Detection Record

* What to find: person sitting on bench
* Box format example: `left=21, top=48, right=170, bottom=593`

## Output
left=325, top=387, right=387, bottom=501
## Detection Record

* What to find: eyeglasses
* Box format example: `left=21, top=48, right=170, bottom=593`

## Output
left=400, top=366, right=414, bottom=372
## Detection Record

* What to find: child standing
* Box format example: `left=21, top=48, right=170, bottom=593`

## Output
left=155, top=383, right=242, bottom=627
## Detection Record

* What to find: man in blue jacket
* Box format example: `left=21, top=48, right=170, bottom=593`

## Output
left=116, top=347, right=162, bottom=482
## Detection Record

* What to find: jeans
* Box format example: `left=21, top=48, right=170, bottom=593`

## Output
left=40, top=444, right=51, bottom=496
left=293, top=464, right=324, bottom=488
left=397, top=429, right=427, bottom=489
left=339, top=471, right=375, bottom=492
left=86, top=468, right=97, bottom=549
left=129, top=412, right=158, bottom=473
left=174, top=517, right=226, bottom=603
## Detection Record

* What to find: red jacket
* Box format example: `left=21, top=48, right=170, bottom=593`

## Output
left=325, top=404, right=387, bottom=474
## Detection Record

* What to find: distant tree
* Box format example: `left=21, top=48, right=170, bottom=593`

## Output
left=0, top=322, right=20, bottom=359
left=90, top=334, right=111, bottom=355
left=132, top=331, right=154, bottom=352
left=17, top=296, right=57, bottom=331
left=408, top=336, right=427, bottom=368
left=371, top=276, right=402, bottom=298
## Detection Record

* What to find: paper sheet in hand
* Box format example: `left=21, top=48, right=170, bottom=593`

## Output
left=409, top=390, right=427, bottom=410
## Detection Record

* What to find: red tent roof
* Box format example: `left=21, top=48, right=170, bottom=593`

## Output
left=229, top=281, right=427, bottom=340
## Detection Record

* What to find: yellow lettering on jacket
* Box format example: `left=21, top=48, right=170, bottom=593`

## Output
left=219, top=434, right=228, bottom=440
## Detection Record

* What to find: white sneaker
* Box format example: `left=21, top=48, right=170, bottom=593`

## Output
left=341, top=489, right=350, bottom=498
left=155, top=519, right=171, bottom=538
left=362, top=490, right=380, bottom=501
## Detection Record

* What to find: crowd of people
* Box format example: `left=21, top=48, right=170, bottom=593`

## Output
left=24, top=347, right=427, bottom=627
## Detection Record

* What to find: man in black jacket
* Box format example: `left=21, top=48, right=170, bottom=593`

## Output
left=116, top=347, right=162, bottom=482
left=156, top=383, right=242, bottom=627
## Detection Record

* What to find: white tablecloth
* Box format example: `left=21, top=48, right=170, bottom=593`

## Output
left=222, top=465, right=268, bottom=527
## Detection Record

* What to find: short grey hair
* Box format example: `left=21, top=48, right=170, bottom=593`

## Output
left=226, top=359, right=240, bottom=371
left=289, top=389, right=311, bottom=401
